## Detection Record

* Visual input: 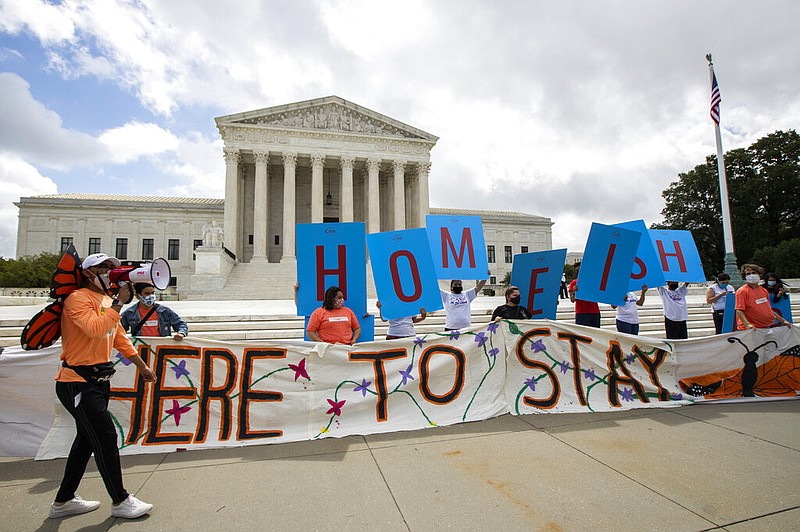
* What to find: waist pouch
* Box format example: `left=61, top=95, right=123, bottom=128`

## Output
left=62, top=361, right=116, bottom=383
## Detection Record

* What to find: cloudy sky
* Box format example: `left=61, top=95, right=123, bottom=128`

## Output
left=1, top=0, right=798, bottom=259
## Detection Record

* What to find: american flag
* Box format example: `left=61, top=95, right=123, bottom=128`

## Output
left=710, top=72, right=721, bottom=125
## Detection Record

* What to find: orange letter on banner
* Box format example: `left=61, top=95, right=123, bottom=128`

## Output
left=389, top=250, right=422, bottom=303
left=516, top=328, right=561, bottom=409
left=238, top=348, right=284, bottom=440
left=441, top=227, right=475, bottom=269
left=655, top=240, right=687, bottom=273
left=556, top=332, right=593, bottom=406
left=350, top=349, right=408, bottom=422
left=418, top=346, right=465, bottom=404
left=316, top=245, right=347, bottom=300
left=605, top=341, right=648, bottom=407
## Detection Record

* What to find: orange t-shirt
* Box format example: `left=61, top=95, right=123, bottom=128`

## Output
left=56, top=288, right=138, bottom=382
left=307, top=307, right=359, bottom=344
left=137, top=305, right=160, bottom=337
left=735, top=284, right=775, bottom=330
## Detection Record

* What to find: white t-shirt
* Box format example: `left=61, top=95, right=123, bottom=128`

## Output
left=386, top=317, right=415, bottom=337
left=657, top=285, right=688, bottom=321
left=709, top=283, right=735, bottom=311
left=440, top=287, right=477, bottom=329
left=615, top=292, right=640, bottom=324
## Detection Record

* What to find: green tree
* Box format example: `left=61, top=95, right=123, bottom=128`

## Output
left=655, top=129, right=800, bottom=277
left=0, top=253, right=60, bottom=287
left=750, top=238, right=800, bottom=278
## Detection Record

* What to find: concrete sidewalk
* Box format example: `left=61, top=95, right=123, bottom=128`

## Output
left=1, top=399, right=798, bottom=531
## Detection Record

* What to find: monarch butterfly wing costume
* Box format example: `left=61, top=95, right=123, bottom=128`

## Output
left=20, top=244, right=83, bottom=350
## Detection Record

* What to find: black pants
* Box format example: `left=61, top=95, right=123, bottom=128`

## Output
left=55, top=381, right=129, bottom=504
left=616, top=320, right=639, bottom=335
left=575, top=313, right=601, bottom=328
left=664, top=318, right=688, bottom=340
left=712, top=309, right=725, bottom=334
left=559, top=283, right=568, bottom=299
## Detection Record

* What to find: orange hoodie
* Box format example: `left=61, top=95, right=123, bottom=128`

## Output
left=55, top=287, right=138, bottom=383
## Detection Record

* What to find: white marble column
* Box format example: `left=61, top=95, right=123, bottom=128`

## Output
left=223, top=148, right=241, bottom=259
left=417, top=161, right=431, bottom=228
left=310, top=153, right=326, bottom=223
left=252, top=151, right=269, bottom=262
left=366, top=157, right=381, bottom=233
left=281, top=151, right=297, bottom=262
left=392, top=159, right=406, bottom=230
left=340, top=155, right=355, bottom=223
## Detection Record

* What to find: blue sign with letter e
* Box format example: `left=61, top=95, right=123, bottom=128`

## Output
left=510, top=248, right=566, bottom=320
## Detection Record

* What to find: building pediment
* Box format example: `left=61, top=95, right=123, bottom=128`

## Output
left=215, top=96, right=437, bottom=142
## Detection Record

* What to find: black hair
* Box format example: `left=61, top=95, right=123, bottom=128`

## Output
left=322, top=286, right=343, bottom=310
left=716, top=273, right=730, bottom=283
left=133, top=283, right=153, bottom=295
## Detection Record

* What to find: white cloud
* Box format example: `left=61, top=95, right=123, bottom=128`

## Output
left=0, top=154, right=58, bottom=258
left=98, top=122, right=180, bottom=164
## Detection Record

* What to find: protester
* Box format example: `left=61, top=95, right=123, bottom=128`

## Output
left=440, top=273, right=488, bottom=330
left=568, top=264, right=601, bottom=328
left=491, top=285, right=532, bottom=321
left=376, top=301, right=426, bottom=339
left=705, top=273, right=735, bottom=334
left=735, top=264, right=792, bottom=330
left=121, top=283, right=188, bottom=340
left=764, top=272, right=789, bottom=303
left=657, top=281, right=689, bottom=339
left=49, top=253, right=155, bottom=520
left=611, top=284, right=647, bottom=335
left=305, top=285, right=361, bottom=344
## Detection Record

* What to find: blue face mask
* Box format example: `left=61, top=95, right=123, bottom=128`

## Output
left=719, top=283, right=728, bottom=289
left=141, top=295, right=156, bottom=306
left=767, top=280, right=777, bottom=287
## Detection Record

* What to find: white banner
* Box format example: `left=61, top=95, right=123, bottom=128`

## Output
left=0, top=321, right=797, bottom=459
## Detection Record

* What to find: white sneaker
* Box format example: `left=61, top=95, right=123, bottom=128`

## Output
left=111, top=495, right=153, bottom=519
left=49, top=495, right=101, bottom=518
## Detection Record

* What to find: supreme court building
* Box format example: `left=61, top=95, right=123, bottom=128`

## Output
left=15, top=96, right=553, bottom=299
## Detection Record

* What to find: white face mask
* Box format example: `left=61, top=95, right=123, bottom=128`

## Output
left=141, top=295, right=156, bottom=306
left=91, top=272, right=110, bottom=292
left=745, top=273, right=760, bottom=284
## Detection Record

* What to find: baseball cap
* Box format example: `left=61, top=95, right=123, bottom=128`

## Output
left=81, top=253, right=121, bottom=269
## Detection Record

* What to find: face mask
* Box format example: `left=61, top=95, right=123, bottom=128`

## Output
left=141, top=295, right=156, bottom=306
left=509, top=295, right=521, bottom=305
left=767, top=280, right=777, bottom=287
left=719, top=283, right=728, bottom=289
left=452, top=286, right=463, bottom=294
left=745, top=274, right=760, bottom=284
left=334, top=297, right=344, bottom=309
left=91, top=272, right=110, bottom=292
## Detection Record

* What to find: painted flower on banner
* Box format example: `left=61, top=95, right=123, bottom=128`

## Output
left=620, top=388, right=634, bottom=402
left=116, top=352, right=133, bottom=366
left=171, top=360, right=190, bottom=379
left=448, top=330, right=460, bottom=340
left=413, top=336, right=426, bottom=348
left=560, top=361, right=570, bottom=374
left=670, top=392, right=683, bottom=401
left=584, top=368, right=596, bottom=382
left=354, top=378, right=371, bottom=397
left=289, top=358, right=309, bottom=381
left=524, top=377, right=537, bottom=391
left=326, top=398, right=346, bottom=416
left=625, top=353, right=636, bottom=365
left=474, top=332, right=488, bottom=347
left=529, top=339, right=546, bottom=353
left=488, top=347, right=499, bottom=358
left=487, top=322, right=499, bottom=334
left=165, top=400, right=191, bottom=426
left=399, top=364, right=415, bottom=385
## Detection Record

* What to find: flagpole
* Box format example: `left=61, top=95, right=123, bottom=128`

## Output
left=705, top=53, right=739, bottom=282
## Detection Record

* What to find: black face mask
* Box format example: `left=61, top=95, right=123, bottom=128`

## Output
left=452, top=286, right=463, bottom=294
left=510, top=295, right=521, bottom=305
left=667, top=283, right=679, bottom=291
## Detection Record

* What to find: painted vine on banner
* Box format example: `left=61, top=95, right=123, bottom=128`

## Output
left=35, top=323, right=800, bottom=459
